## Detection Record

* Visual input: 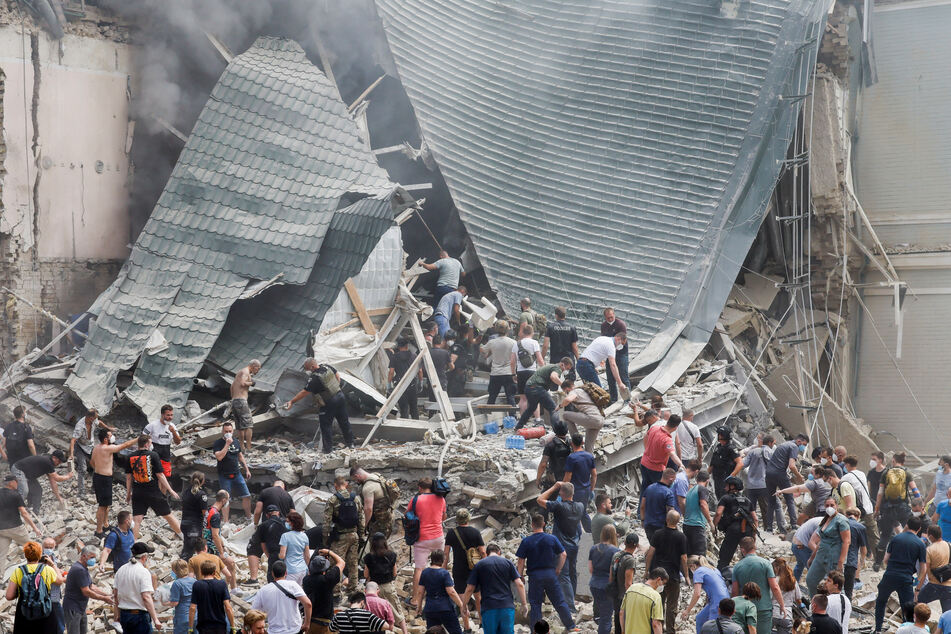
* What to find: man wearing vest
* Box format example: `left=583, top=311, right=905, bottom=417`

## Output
left=873, top=452, right=919, bottom=570
left=323, top=475, right=365, bottom=593
left=286, top=358, right=354, bottom=454
left=351, top=466, right=398, bottom=538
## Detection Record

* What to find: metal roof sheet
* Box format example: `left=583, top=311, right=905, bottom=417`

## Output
left=374, top=0, right=826, bottom=390
left=67, top=37, right=396, bottom=418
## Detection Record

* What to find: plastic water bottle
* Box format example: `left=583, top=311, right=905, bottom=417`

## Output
left=484, top=420, right=499, bottom=435
left=506, top=435, right=525, bottom=450
left=502, top=415, right=517, bottom=429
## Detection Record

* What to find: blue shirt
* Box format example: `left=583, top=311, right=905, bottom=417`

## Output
left=588, top=543, right=619, bottom=588
left=885, top=531, right=927, bottom=580
left=436, top=291, right=463, bottom=319
left=938, top=608, right=951, bottom=634
left=847, top=518, right=868, bottom=569
left=104, top=527, right=135, bottom=569
left=692, top=566, right=729, bottom=607
left=169, top=576, right=197, bottom=634
left=672, top=472, right=689, bottom=500
left=279, top=530, right=310, bottom=573
left=564, top=452, right=595, bottom=489
left=937, top=499, right=951, bottom=541
left=642, top=482, right=676, bottom=527
left=419, top=566, right=455, bottom=613
left=515, top=532, right=564, bottom=573
left=935, top=470, right=951, bottom=502
left=466, top=556, right=520, bottom=611
left=546, top=500, right=583, bottom=547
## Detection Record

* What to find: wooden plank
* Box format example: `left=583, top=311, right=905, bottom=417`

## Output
left=361, top=352, right=425, bottom=447
left=350, top=308, right=391, bottom=317
left=344, top=279, right=378, bottom=335
left=356, top=308, right=407, bottom=373
left=409, top=317, right=455, bottom=430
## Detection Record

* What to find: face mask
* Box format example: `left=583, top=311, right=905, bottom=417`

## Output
left=224, top=432, right=233, bottom=440
left=825, top=506, right=836, bottom=516
left=615, top=344, right=624, bottom=351
left=807, top=473, right=814, bottom=481
left=869, top=459, right=877, bottom=469
left=820, top=457, right=829, bottom=465
left=108, top=435, right=115, bottom=444
left=87, top=558, right=97, bottom=568
left=913, top=511, right=922, bottom=517
left=42, top=548, right=54, bottom=557
left=798, top=444, right=806, bottom=454
left=170, top=571, right=177, bottom=580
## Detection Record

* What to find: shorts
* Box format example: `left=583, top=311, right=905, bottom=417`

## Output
left=93, top=473, right=113, bottom=507
left=132, top=490, right=171, bottom=517
left=246, top=539, right=263, bottom=558
left=231, top=398, right=253, bottom=430
left=516, top=370, right=534, bottom=395
left=412, top=536, right=445, bottom=568
left=220, top=472, right=251, bottom=499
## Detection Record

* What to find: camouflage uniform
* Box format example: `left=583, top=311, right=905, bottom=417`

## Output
left=324, top=488, right=365, bottom=591
left=362, top=475, right=395, bottom=538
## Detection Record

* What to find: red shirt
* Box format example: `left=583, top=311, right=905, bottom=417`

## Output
left=409, top=493, right=446, bottom=541
left=642, top=424, right=674, bottom=472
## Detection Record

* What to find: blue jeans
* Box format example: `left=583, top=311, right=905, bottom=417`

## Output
left=606, top=349, right=630, bottom=403
left=425, top=609, right=462, bottom=634
left=576, top=359, right=600, bottom=386
left=219, top=471, right=250, bottom=499
left=517, top=385, right=559, bottom=428
left=434, top=313, right=450, bottom=337
left=557, top=539, right=579, bottom=606
left=875, top=573, right=914, bottom=632
left=433, top=285, right=456, bottom=306
left=574, top=485, right=592, bottom=534
left=480, top=608, right=515, bottom=634
left=590, top=584, right=613, bottom=634
left=319, top=392, right=354, bottom=453
left=119, top=611, right=152, bottom=634
left=791, top=543, right=811, bottom=581
left=527, top=569, right=574, bottom=629
left=917, top=581, right=951, bottom=612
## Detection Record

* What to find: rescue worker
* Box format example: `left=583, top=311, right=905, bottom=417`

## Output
left=323, top=475, right=365, bottom=593
left=712, top=476, right=757, bottom=571
left=285, top=358, right=354, bottom=453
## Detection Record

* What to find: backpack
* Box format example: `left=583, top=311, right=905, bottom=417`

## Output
left=883, top=467, right=908, bottom=502
left=128, top=453, right=154, bottom=484
left=453, top=528, right=483, bottom=569
left=608, top=551, right=634, bottom=599
left=581, top=382, right=611, bottom=413
left=544, top=437, right=572, bottom=486
left=334, top=492, right=359, bottom=529
left=402, top=495, right=420, bottom=545
left=532, top=311, right=547, bottom=342
left=17, top=563, right=52, bottom=620
left=367, top=475, right=400, bottom=510
left=516, top=340, right=534, bottom=369
left=433, top=477, right=451, bottom=497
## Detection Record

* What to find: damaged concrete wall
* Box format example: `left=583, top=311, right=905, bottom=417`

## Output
left=0, top=25, right=134, bottom=358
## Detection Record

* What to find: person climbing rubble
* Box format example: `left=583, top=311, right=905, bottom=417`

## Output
left=0, top=474, right=41, bottom=572
left=285, top=358, right=354, bottom=453
left=874, top=451, right=919, bottom=571
left=12, top=449, right=72, bottom=514
left=231, top=359, right=261, bottom=453
left=556, top=379, right=606, bottom=452
left=90, top=429, right=138, bottom=539
left=514, top=357, right=573, bottom=430
left=421, top=250, right=464, bottom=306
left=350, top=465, right=399, bottom=538
left=576, top=331, right=628, bottom=401
left=70, top=408, right=114, bottom=499
left=142, top=404, right=182, bottom=479
left=600, top=308, right=631, bottom=405
left=125, top=435, right=181, bottom=539
left=323, top=475, right=364, bottom=593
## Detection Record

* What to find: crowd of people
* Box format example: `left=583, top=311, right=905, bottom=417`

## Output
left=2, top=272, right=950, bottom=634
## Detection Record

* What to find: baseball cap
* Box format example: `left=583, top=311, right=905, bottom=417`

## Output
left=309, top=555, right=330, bottom=575
left=131, top=542, right=155, bottom=556
left=265, top=504, right=281, bottom=514
left=455, top=508, right=470, bottom=523
left=3, top=474, right=17, bottom=483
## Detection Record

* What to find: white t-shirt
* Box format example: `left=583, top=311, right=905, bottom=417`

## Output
left=251, top=579, right=305, bottom=634
left=142, top=420, right=176, bottom=448
left=512, top=337, right=540, bottom=372
left=483, top=336, right=516, bottom=376
left=677, top=420, right=701, bottom=460
left=115, top=560, right=153, bottom=610
left=826, top=592, right=852, bottom=634
left=842, top=469, right=874, bottom=514
left=581, top=336, right=616, bottom=366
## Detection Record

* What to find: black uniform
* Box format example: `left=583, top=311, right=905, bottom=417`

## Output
left=710, top=443, right=740, bottom=499
left=715, top=492, right=756, bottom=571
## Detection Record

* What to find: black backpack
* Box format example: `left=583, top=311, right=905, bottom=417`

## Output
left=516, top=340, right=534, bottom=368
left=608, top=551, right=634, bottom=599
left=544, top=437, right=572, bottom=486
left=334, top=492, right=359, bottom=529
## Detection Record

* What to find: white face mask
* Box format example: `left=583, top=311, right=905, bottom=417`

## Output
left=869, top=459, right=878, bottom=469
left=616, top=344, right=624, bottom=351
left=224, top=432, right=233, bottom=440
left=820, top=457, right=829, bottom=465
left=825, top=506, right=837, bottom=516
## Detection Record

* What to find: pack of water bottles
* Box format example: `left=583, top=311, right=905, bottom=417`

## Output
left=483, top=420, right=500, bottom=435
left=502, top=415, right=517, bottom=429
left=505, top=435, right=526, bottom=450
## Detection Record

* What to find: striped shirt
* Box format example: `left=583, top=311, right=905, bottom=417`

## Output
left=330, top=608, right=387, bottom=634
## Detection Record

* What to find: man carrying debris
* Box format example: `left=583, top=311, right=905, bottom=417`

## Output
left=515, top=513, right=576, bottom=631
left=12, top=449, right=72, bottom=514
left=434, top=284, right=466, bottom=337
left=576, top=331, right=629, bottom=399
left=212, top=422, right=253, bottom=522
left=514, top=356, right=573, bottom=430
left=231, top=359, right=261, bottom=452
left=125, top=435, right=181, bottom=538
left=323, top=475, right=365, bottom=594
left=874, top=451, right=919, bottom=570
left=481, top=320, right=518, bottom=408
left=388, top=338, right=423, bottom=419
left=90, top=430, right=138, bottom=538
left=69, top=408, right=114, bottom=499
left=0, top=473, right=41, bottom=572
left=142, top=404, right=182, bottom=479
left=764, top=434, right=808, bottom=533
left=4, top=405, right=36, bottom=465
left=543, top=307, right=580, bottom=364
left=285, top=358, right=355, bottom=454
left=537, top=481, right=584, bottom=607
left=422, top=250, right=464, bottom=306
left=556, top=380, right=606, bottom=452
left=600, top=308, right=631, bottom=404
left=351, top=466, right=399, bottom=538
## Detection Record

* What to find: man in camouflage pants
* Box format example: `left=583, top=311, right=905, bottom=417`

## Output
left=323, top=474, right=365, bottom=591
left=351, top=466, right=395, bottom=538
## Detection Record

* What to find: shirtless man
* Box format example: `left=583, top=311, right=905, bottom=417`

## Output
left=90, top=429, right=137, bottom=538
left=231, top=360, right=261, bottom=452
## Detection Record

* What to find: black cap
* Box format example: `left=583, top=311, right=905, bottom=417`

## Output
left=396, top=337, right=409, bottom=348
left=131, top=542, right=155, bottom=556
left=265, top=504, right=281, bottom=514
left=51, top=450, right=67, bottom=463
left=3, top=474, right=17, bottom=483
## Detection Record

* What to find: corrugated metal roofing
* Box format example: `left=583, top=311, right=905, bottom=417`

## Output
left=67, top=37, right=396, bottom=418
left=374, top=0, right=827, bottom=390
